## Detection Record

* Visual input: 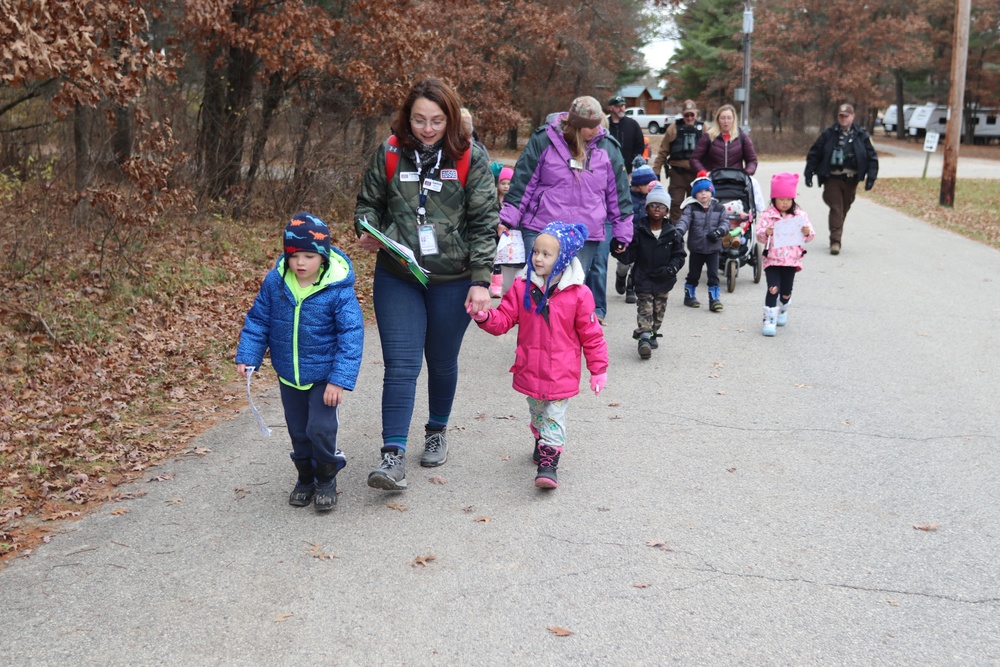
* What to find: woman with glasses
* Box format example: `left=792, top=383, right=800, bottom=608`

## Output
left=651, top=99, right=705, bottom=223
left=690, top=103, right=758, bottom=176
left=498, top=96, right=633, bottom=323
left=354, top=78, right=499, bottom=492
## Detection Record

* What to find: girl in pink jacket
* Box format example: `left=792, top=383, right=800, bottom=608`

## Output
left=755, top=173, right=815, bottom=336
left=471, top=222, right=608, bottom=489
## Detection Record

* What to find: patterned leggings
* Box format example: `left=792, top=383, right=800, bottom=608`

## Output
left=527, top=397, right=568, bottom=448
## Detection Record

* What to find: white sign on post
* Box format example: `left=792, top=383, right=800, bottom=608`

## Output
left=924, top=131, right=940, bottom=153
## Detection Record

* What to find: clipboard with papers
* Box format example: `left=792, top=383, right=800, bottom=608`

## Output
left=358, top=217, right=430, bottom=286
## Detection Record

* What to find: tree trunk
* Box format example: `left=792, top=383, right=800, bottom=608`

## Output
left=197, top=45, right=226, bottom=191
left=239, top=71, right=285, bottom=218
left=291, top=103, right=318, bottom=208
left=211, top=39, right=256, bottom=202
left=506, top=127, right=518, bottom=151
left=894, top=70, right=905, bottom=140
left=113, top=104, right=131, bottom=174
left=73, top=103, right=93, bottom=225
left=73, top=103, right=92, bottom=192
left=360, top=116, right=378, bottom=159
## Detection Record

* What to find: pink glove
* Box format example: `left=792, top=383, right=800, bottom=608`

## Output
left=590, top=372, right=607, bottom=395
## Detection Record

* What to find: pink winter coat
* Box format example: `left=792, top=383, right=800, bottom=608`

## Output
left=755, top=205, right=815, bottom=271
left=476, top=261, right=608, bottom=401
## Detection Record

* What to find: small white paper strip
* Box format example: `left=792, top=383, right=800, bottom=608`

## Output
left=246, top=367, right=272, bottom=437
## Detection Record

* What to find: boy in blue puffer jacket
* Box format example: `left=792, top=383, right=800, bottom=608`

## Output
left=676, top=172, right=730, bottom=312
left=236, top=213, right=365, bottom=512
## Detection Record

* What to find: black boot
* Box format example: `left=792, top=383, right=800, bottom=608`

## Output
left=625, top=271, right=637, bottom=304
left=313, top=461, right=341, bottom=512
left=289, top=458, right=315, bottom=507
left=535, top=444, right=561, bottom=489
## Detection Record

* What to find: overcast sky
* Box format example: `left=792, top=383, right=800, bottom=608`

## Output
left=642, top=38, right=676, bottom=75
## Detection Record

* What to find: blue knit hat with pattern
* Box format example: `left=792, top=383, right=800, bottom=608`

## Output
left=284, top=212, right=330, bottom=260
left=523, top=221, right=588, bottom=314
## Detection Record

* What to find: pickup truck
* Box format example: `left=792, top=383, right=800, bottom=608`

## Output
left=624, top=107, right=674, bottom=135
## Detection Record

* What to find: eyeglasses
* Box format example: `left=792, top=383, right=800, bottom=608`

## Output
left=683, top=112, right=696, bottom=117
left=411, top=117, right=446, bottom=130
left=647, top=203, right=668, bottom=210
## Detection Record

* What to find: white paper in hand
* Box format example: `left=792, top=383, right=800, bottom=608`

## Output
left=246, top=367, right=272, bottom=437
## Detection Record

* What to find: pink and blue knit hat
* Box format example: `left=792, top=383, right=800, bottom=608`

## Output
left=524, top=221, right=589, bottom=314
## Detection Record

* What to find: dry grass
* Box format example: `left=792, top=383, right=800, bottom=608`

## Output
left=863, top=178, right=1000, bottom=249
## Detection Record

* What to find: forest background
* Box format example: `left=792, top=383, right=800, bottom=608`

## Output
left=1, top=0, right=998, bottom=557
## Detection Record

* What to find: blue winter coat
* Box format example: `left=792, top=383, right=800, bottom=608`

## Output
left=236, top=247, right=364, bottom=389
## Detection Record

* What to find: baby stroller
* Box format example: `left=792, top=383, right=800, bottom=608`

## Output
left=709, top=167, right=762, bottom=293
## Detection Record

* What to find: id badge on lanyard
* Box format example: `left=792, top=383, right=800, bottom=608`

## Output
left=414, top=149, right=443, bottom=256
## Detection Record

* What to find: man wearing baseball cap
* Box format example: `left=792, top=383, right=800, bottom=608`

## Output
left=652, top=99, right=704, bottom=223
left=606, top=95, right=645, bottom=175
left=804, top=103, right=879, bottom=255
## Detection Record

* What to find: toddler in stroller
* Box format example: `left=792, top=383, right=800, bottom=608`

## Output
left=709, top=167, right=763, bottom=291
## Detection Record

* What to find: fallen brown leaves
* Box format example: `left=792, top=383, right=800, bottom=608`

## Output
left=411, top=554, right=436, bottom=567
left=646, top=540, right=673, bottom=551
left=0, top=202, right=373, bottom=560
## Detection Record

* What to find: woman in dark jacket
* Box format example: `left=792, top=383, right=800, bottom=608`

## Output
left=690, top=104, right=758, bottom=175
left=354, top=78, right=498, bottom=491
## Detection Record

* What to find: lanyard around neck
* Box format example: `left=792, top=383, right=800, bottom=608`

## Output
left=414, top=149, right=442, bottom=223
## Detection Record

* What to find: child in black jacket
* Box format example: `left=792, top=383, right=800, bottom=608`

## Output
left=620, top=185, right=686, bottom=359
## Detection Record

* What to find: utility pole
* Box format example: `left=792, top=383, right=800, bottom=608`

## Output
left=739, top=2, right=754, bottom=133
left=940, top=0, right=970, bottom=207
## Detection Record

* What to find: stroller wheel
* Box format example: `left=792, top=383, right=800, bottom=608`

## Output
left=753, top=244, right=762, bottom=283
left=726, top=259, right=737, bottom=293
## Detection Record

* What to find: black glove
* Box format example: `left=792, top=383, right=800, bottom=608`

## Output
left=865, top=179, right=875, bottom=191
left=610, top=239, right=627, bottom=254
left=665, top=265, right=678, bottom=277
left=805, top=176, right=814, bottom=188
left=706, top=229, right=724, bottom=243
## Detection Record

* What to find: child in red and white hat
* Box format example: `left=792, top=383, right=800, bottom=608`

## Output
left=755, top=173, right=815, bottom=336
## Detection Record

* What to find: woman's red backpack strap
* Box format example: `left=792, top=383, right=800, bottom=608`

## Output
left=384, top=135, right=471, bottom=185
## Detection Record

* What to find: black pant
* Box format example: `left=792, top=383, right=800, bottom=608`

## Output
left=764, top=266, right=797, bottom=307
left=686, top=251, right=720, bottom=288
left=279, top=381, right=342, bottom=464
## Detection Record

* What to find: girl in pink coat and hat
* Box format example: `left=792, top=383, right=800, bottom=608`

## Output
left=755, top=172, right=815, bottom=336
left=471, top=221, right=609, bottom=490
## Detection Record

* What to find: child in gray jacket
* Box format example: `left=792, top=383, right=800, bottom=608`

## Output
left=676, top=171, right=730, bottom=312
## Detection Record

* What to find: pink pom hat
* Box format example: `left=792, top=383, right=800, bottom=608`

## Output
left=770, top=172, right=799, bottom=199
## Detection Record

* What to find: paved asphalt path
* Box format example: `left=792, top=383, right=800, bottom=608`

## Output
left=2, top=151, right=998, bottom=666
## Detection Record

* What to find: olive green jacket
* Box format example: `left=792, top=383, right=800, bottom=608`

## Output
left=354, top=139, right=499, bottom=285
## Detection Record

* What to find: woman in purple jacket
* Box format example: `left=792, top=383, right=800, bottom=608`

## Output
left=690, top=104, right=758, bottom=176
left=498, top=96, right=633, bottom=318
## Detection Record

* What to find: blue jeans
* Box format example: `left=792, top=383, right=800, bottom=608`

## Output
left=373, top=266, right=472, bottom=449
left=585, top=222, right=612, bottom=319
